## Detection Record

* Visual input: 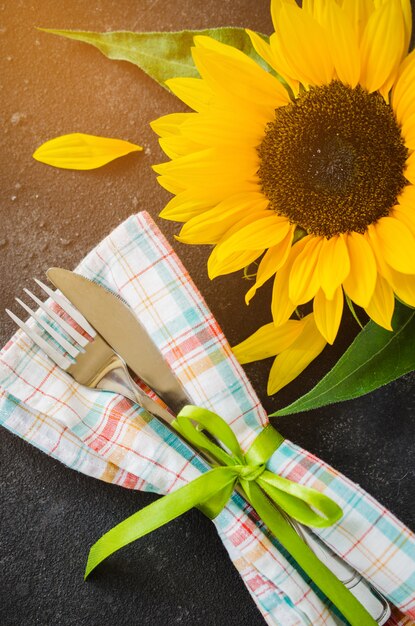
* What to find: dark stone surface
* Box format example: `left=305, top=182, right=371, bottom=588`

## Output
left=0, top=2, right=414, bottom=625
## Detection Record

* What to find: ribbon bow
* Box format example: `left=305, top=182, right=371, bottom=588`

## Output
left=85, top=406, right=377, bottom=626
left=172, top=406, right=341, bottom=526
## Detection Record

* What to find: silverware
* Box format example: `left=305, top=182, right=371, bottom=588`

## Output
left=5, top=279, right=173, bottom=425
left=45, top=268, right=187, bottom=415
left=292, top=522, right=391, bottom=625
left=8, top=269, right=391, bottom=625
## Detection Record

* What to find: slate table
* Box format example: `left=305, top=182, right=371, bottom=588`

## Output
left=1, top=2, right=414, bottom=625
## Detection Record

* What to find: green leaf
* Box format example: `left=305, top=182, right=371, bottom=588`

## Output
left=272, top=301, right=415, bottom=417
left=39, top=27, right=270, bottom=89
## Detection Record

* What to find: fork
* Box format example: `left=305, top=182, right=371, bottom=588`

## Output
left=5, top=278, right=174, bottom=425
left=5, top=278, right=392, bottom=625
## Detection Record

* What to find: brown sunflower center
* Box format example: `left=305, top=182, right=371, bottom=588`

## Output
left=258, top=80, right=408, bottom=238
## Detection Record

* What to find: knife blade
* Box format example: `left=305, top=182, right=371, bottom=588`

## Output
left=46, top=266, right=390, bottom=624
left=46, top=267, right=189, bottom=414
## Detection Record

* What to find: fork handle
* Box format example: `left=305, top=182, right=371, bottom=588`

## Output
left=96, top=360, right=175, bottom=425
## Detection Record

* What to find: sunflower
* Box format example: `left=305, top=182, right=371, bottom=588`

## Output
left=152, top=0, right=415, bottom=393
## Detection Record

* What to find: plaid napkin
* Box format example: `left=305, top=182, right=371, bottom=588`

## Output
left=0, top=212, right=414, bottom=626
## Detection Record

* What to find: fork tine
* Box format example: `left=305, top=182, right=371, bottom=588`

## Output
left=15, top=297, right=81, bottom=359
left=6, top=309, right=73, bottom=370
left=23, top=288, right=90, bottom=348
left=34, top=279, right=96, bottom=338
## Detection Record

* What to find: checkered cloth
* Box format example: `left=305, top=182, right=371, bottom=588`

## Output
left=0, top=212, right=414, bottom=626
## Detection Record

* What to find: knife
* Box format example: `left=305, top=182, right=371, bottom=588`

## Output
left=46, top=267, right=391, bottom=625
left=46, top=267, right=187, bottom=416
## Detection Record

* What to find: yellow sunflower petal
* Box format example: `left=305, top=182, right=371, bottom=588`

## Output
left=32, top=133, right=142, bottom=170
left=277, top=3, right=335, bottom=86
left=404, top=151, right=415, bottom=185
left=301, top=0, right=320, bottom=20
left=270, top=0, right=299, bottom=33
left=392, top=204, right=415, bottom=237
left=150, top=113, right=194, bottom=137
left=398, top=0, right=412, bottom=53
left=159, top=135, right=204, bottom=159
left=246, top=29, right=279, bottom=72
left=400, top=112, right=415, bottom=150
left=271, top=236, right=310, bottom=326
left=176, top=192, right=268, bottom=245
left=232, top=319, right=305, bottom=363
left=207, top=208, right=274, bottom=278
left=360, top=0, right=405, bottom=95
left=342, top=0, right=375, bottom=43
left=152, top=148, right=209, bottom=177
left=158, top=169, right=258, bottom=205
left=165, top=77, right=213, bottom=112
left=371, top=216, right=415, bottom=274
left=216, top=214, right=291, bottom=257
left=159, top=190, right=214, bottom=221
left=289, top=236, right=324, bottom=305
left=321, top=1, right=360, bottom=87
left=247, top=27, right=299, bottom=94
left=155, top=175, right=186, bottom=195
left=208, top=246, right=264, bottom=279
left=267, top=313, right=327, bottom=395
left=364, top=274, right=395, bottom=330
left=153, top=148, right=257, bottom=189
left=317, top=234, right=350, bottom=300
left=272, top=276, right=296, bottom=327
left=268, top=33, right=300, bottom=94
left=375, top=0, right=409, bottom=97
left=342, top=231, right=377, bottom=307
left=365, top=227, right=393, bottom=282
left=392, top=49, right=415, bottom=124
left=180, top=108, right=267, bottom=148
left=313, top=286, right=344, bottom=345
left=192, top=36, right=289, bottom=112
left=397, top=182, right=415, bottom=205
left=217, top=206, right=268, bottom=236
left=388, top=267, right=415, bottom=307
left=245, top=228, right=294, bottom=304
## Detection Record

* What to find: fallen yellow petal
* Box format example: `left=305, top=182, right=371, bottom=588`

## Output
left=33, top=133, right=142, bottom=170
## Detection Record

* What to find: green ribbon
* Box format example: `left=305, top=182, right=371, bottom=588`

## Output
left=85, top=405, right=377, bottom=626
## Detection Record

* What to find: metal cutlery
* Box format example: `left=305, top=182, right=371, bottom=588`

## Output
left=6, top=279, right=173, bottom=425
left=6, top=271, right=391, bottom=625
